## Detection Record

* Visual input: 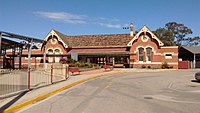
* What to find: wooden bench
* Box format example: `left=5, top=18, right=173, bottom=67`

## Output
left=103, top=65, right=113, bottom=70
left=69, top=67, right=80, bottom=75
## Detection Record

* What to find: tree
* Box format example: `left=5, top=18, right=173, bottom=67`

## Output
left=186, top=36, right=200, bottom=46
left=165, top=22, right=193, bottom=45
left=153, top=28, right=175, bottom=46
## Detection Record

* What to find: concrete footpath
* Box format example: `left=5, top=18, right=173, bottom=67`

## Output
left=0, top=68, right=123, bottom=113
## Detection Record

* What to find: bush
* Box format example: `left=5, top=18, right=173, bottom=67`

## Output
left=147, top=66, right=151, bottom=69
left=141, top=65, right=146, bottom=68
left=161, top=62, right=171, bottom=69
left=66, top=58, right=77, bottom=64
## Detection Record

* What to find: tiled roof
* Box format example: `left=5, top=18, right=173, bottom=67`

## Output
left=53, top=30, right=131, bottom=48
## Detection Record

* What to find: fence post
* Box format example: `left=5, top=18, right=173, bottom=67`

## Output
left=51, top=65, right=53, bottom=84
left=28, top=67, right=31, bottom=90
left=65, top=65, right=69, bottom=80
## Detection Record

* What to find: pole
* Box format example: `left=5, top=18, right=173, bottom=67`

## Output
left=28, top=39, right=33, bottom=90
left=43, top=42, right=47, bottom=69
left=0, top=33, right=2, bottom=56
left=194, top=54, right=196, bottom=69
left=51, top=64, right=53, bottom=84
left=65, top=65, right=69, bottom=80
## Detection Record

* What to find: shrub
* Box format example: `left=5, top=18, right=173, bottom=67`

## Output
left=147, top=66, right=151, bottom=69
left=161, top=62, right=169, bottom=69
left=169, top=66, right=173, bottom=69
left=66, top=58, right=77, bottom=64
left=59, top=57, right=67, bottom=64
left=141, top=65, right=146, bottom=68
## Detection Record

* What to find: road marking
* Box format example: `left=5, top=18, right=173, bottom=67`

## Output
left=1, top=71, right=120, bottom=113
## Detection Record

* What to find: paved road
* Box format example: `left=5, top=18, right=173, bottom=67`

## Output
left=17, top=69, right=200, bottom=113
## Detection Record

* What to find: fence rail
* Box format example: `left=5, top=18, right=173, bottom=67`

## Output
left=0, top=64, right=69, bottom=100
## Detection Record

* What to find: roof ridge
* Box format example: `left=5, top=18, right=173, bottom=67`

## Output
left=66, top=33, right=130, bottom=37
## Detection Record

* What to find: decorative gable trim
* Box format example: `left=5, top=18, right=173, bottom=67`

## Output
left=44, top=29, right=68, bottom=48
left=127, top=25, right=164, bottom=47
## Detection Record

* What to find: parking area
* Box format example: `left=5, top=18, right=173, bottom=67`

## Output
left=15, top=69, right=200, bottom=113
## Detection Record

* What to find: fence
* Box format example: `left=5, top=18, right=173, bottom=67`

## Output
left=0, top=63, right=69, bottom=100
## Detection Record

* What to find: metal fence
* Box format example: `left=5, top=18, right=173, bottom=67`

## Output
left=0, top=64, right=69, bottom=100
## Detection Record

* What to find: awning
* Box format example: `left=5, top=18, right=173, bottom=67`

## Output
left=68, top=48, right=132, bottom=56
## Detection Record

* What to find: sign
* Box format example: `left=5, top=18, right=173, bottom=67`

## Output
left=71, top=52, right=78, bottom=61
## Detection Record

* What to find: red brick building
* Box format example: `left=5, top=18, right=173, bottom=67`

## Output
left=9, top=25, right=179, bottom=69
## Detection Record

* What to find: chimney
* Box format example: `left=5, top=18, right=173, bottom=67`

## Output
left=130, top=23, right=134, bottom=37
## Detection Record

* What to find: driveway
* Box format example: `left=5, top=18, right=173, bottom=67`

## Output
left=17, top=69, right=200, bottom=113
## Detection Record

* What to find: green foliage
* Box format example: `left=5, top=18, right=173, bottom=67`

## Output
left=154, top=22, right=200, bottom=46
left=59, top=58, right=96, bottom=68
left=153, top=28, right=175, bottom=46
left=165, top=22, right=193, bottom=45
left=186, top=36, right=200, bottom=46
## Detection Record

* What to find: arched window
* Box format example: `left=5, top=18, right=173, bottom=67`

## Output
left=48, top=49, right=53, bottom=63
left=138, top=47, right=144, bottom=62
left=54, top=49, right=60, bottom=54
left=54, top=49, right=61, bottom=63
left=146, top=47, right=152, bottom=62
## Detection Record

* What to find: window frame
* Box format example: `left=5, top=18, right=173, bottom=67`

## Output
left=138, top=47, right=144, bottom=62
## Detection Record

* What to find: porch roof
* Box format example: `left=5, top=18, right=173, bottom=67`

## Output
left=181, top=46, right=200, bottom=54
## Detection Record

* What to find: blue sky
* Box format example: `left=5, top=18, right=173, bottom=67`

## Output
left=0, top=0, right=200, bottom=40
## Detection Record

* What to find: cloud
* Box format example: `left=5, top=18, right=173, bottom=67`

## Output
left=35, top=11, right=87, bottom=24
left=99, top=23, right=121, bottom=29
left=34, top=11, right=125, bottom=29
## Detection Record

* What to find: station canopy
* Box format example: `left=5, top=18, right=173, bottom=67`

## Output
left=0, top=31, right=44, bottom=50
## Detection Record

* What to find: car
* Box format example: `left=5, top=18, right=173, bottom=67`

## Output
left=195, top=71, right=200, bottom=81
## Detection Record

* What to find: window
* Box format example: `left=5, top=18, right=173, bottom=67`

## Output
left=165, top=54, right=172, bottom=59
left=48, top=49, right=53, bottom=63
left=146, top=47, right=152, bottom=62
left=54, top=49, right=61, bottom=63
left=138, top=47, right=144, bottom=61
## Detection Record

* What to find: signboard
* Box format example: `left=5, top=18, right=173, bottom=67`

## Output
left=71, top=52, right=78, bottom=61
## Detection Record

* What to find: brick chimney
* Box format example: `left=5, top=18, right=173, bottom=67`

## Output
left=130, top=23, right=134, bottom=37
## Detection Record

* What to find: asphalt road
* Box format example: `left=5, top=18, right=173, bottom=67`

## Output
left=17, top=69, right=200, bottom=113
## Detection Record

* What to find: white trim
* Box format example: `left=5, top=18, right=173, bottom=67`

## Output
left=25, top=57, right=32, bottom=60
left=54, top=48, right=63, bottom=54
left=51, top=38, right=57, bottom=44
left=43, top=30, right=68, bottom=48
left=47, top=48, right=54, bottom=53
left=127, top=26, right=164, bottom=47
left=161, top=46, right=178, bottom=48
left=36, top=57, right=41, bottom=60
left=141, top=35, right=149, bottom=42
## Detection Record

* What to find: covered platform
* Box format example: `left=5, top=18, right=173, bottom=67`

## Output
left=179, top=46, right=200, bottom=68
left=0, top=31, right=44, bottom=69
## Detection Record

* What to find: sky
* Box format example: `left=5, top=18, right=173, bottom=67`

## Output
left=0, top=0, right=200, bottom=40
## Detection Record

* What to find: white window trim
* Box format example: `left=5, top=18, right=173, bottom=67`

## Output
left=165, top=53, right=173, bottom=59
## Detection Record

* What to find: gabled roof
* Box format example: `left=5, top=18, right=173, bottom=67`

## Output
left=64, top=34, right=131, bottom=48
left=48, top=30, right=131, bottom=48
left=127, top=25, right=164, bottom=46
left=181, top=46, right=200, bottom=54
left=42, top=29, right=69, bottom=48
